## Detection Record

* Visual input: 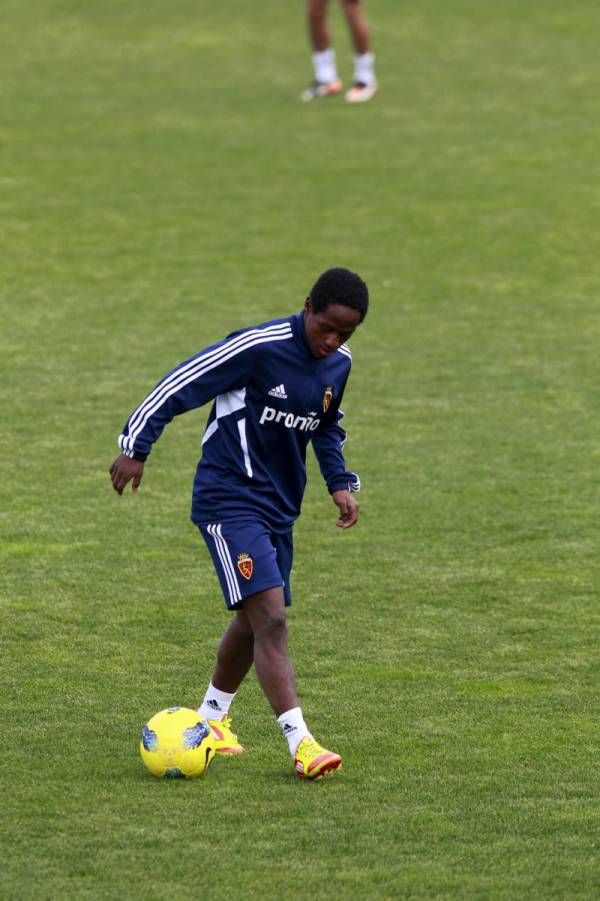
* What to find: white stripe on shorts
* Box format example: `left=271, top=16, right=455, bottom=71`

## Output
left=207, top=523, right=242, bottom=606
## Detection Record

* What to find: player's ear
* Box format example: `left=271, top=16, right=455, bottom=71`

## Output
left=304, top=297, right=312, bottom=313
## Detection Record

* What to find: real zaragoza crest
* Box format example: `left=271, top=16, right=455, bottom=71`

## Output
left=237, top=552, right=254, bottom=580
left=322, top=385, right=333, bottom=413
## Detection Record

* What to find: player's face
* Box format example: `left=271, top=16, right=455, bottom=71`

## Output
left=303, top=299, right=362, bottom=359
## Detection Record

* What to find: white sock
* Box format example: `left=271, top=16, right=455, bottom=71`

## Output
left=278, top=707, right=311, bottom=756
left=198, top=682, right=235, bottom=721
left=313, top=49, right=338, bottom=84
left=353, top=52, right=376, bottom=86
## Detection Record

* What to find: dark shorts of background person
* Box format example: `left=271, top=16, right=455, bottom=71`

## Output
left=197, top=519, right=293, bottom=610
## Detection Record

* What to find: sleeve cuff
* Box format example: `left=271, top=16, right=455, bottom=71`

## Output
left=329, top=473, right=361, bottom=494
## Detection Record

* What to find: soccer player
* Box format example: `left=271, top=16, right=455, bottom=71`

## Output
left=301, top=0, right=378, bottom=103
left=109, top=267, right=368, bottom=780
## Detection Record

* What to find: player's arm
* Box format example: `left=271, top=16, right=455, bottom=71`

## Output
left=311, top=405, right=361, bottom=529
left=110, top=337, right=254, bottom=494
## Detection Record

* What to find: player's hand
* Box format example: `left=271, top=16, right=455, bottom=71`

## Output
left=109, top=454, right=144, bottom=495
left=331, top=489, right=359, bottom=529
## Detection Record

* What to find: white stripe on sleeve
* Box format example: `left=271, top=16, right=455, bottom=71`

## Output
left=122, top=323, right=292, bottom=455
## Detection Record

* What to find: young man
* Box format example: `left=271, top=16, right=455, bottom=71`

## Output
left=109, top=268, right=368, bottom=780
left=301, top=0, right=377, bottom=104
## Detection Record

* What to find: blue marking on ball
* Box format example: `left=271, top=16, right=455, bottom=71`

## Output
left=183, top=720, right=211, bottom=749
left=141, top=726, right=159, bottom=751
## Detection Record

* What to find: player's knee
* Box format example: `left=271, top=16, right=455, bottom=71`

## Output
left=255, top=608, right=288, bottom=645
left=265, top=609, right=288, bottom=641
left=244, top=587, right=288, bottom=642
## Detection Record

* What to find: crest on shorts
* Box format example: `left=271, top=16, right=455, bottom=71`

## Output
left=322, top=385, right=333, bottom=413
left=237, top=552, right=254, bottom=580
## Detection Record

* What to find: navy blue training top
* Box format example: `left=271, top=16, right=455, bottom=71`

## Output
left=118, top=312, right=360, bottom=531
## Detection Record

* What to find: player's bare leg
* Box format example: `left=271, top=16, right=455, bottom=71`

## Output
left=211, top=610, right=254, bottom=693
left=201, top=587, right=341, bottom=774
left=243, top=587, right=298, bottom=716
left=340, top=0, right=369, bottom=54
left=198, top=612, right=254, bottom=754
left=340, top=0, right=377, bottom=103
left=244, top=587, right=342, bottom=778
left=307, top=0, right=332, bottom=51
left=302, top=0, right=343, bottom=101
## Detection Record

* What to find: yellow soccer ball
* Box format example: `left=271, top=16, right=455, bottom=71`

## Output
left=140, top=707, right=216, bottom=779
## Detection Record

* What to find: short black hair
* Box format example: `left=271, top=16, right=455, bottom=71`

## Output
left=309, top=268, right=369, bottom=322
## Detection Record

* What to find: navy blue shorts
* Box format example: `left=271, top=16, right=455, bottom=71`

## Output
left=197, top=520, right=293, bottom=611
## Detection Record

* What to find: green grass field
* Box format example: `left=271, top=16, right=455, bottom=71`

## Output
left=2, top=1, right=600, bottom=897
